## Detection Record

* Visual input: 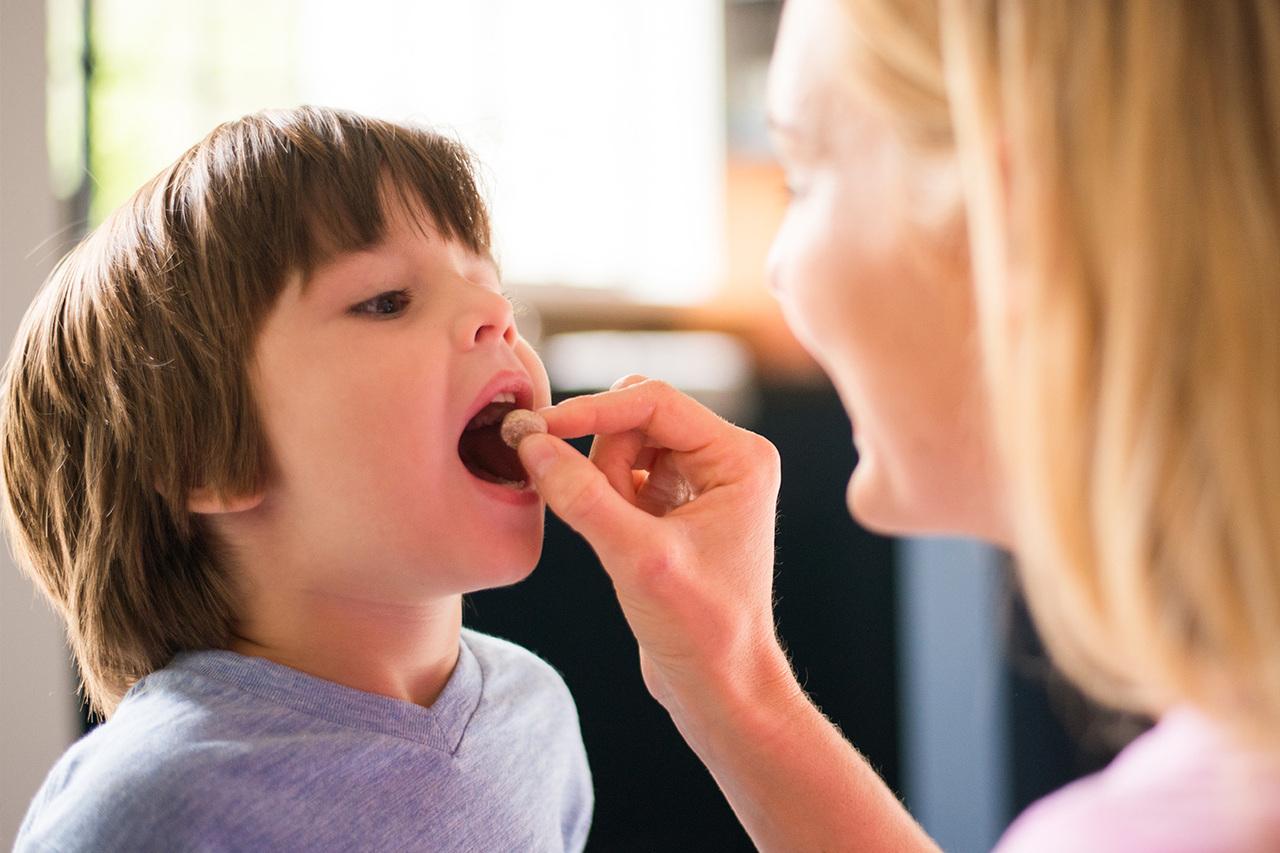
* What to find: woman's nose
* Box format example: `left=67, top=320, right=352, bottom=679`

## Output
left=453, top=286, right=518, bottom=351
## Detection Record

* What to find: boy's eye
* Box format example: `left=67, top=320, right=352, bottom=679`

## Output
left=351, top=289, right=411, bottom=318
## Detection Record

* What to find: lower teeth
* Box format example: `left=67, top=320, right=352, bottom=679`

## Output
left=472, top=471, right=527, bottom=489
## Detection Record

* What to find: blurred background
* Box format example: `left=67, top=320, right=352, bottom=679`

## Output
left=2, top=1, right=1146, bottom=849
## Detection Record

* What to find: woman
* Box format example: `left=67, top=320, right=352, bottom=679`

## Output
left=515, top=0, right=1280, bottom=848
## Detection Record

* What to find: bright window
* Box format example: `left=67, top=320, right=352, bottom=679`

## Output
left=80, top=0, right=726, bottom=303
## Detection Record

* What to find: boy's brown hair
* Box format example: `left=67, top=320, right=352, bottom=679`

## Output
left=0, top=106, right=491, bottom=721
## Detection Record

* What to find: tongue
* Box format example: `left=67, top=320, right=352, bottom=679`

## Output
left=459, top=421, right=528, bottom=484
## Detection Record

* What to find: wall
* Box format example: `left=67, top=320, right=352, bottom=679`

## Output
left=899, top=537, right=1009, bottom=853
left=0, top=0, right=82, bottom=844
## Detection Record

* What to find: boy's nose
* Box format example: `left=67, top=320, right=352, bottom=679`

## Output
left=454, top=286, right=518, bottom=351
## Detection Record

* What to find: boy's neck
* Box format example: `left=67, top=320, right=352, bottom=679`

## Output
left=226, top=589, right=465, bottom=709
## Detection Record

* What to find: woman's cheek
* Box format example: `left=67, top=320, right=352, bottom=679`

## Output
left=787, top=222, right=855, bottom=357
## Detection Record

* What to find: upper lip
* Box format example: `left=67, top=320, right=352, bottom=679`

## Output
left=461, top=369, right=535, bottom=433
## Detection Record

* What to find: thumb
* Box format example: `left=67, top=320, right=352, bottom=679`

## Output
left=518, top=432, right=653, bottom=558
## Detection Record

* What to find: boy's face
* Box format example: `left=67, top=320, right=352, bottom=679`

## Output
left=244, top=203, right=551, bottom=601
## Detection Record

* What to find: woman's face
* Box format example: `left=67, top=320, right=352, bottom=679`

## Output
left=766, top=0, right=1008, bottom=544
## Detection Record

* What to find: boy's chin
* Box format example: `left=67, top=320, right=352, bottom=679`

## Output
left=462, top=560, right=540, bottom=594
left=462, top=540, right=544, bottom=593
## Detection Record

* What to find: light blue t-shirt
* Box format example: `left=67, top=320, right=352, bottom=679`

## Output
left=16, top=628, right=593, bottom=852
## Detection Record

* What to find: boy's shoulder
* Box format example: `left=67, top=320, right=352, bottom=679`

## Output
left=16, top=701, right=256, bottom=851
left=461, top=627, right=577, bottom=707
left=15, top=653, right=336, bottom=851
left=461, top=626, right=560, bottom=672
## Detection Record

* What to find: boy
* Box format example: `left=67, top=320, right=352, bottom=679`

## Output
left=2, top=106, right=592, bottom=851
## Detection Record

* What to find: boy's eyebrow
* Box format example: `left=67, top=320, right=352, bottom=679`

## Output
left=297, top=245, right=504, bottom=298
left=298, top=249, right=383, bottom=296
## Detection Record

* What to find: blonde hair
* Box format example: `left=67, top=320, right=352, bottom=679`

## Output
left=843, top=0, right=1280, bottom=746
left=0, top=106, right=490, bottom=721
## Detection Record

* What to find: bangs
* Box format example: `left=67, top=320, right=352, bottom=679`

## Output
left=171, top=106, right=491, bottom=302
left=289, top=120, right=494, bottom=283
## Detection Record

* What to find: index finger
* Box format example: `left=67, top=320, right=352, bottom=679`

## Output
left=539, top=379, right=726, bottom=454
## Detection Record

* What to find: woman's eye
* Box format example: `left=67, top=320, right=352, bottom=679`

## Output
left=352, top=289, right=411, bottom=318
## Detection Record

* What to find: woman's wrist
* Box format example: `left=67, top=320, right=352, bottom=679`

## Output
left=664, top=638, right=808, bottom=765
left=661, top=639, right=938, bottom=852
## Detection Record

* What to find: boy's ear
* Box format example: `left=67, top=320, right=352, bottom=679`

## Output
left=185, top=485, right=265, bottom=515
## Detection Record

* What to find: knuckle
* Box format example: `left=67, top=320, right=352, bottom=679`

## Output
left=748, top=432, right=781, bottom=468
left=633, top=540, right=686, bottom=597
left=740, top=433, right=782, bottom=489
left=610, top=373, right=649, bottom=390
left=639, top=378, right=676, bottom=397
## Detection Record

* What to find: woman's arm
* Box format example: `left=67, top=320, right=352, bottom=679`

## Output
left=516, top=376, right=939, bottom=852
left=671, top=648, right=940, bottom=852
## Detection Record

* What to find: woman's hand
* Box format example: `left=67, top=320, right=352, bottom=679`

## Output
left=515, top=376, right=798, bottom=732
left=517, top=376, right=938, bottom=852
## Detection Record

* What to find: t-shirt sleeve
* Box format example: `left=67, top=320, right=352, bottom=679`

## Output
left=16, top=771, right=203, bottom=853
left=15, top=739, right=241, bottom=853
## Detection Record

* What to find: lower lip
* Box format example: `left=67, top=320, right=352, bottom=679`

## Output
left=467, top=471, right=542, bottom=506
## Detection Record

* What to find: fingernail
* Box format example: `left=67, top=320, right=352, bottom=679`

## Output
left=518, top=432, right=558, bottom=480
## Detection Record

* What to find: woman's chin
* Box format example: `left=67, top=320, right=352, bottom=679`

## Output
left=846, top=455, right=1007, bottom=544
left=845, top=457, right=924, bottom=538
left=846, top=466, right=894, bottom=535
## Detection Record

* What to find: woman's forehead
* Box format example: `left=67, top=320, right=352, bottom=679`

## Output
left=767, top=0, right=844, bottom=156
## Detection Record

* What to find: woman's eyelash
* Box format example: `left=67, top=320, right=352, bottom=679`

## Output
left=351, top=289, right=412, bottom=318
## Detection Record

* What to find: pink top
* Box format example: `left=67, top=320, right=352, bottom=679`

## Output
left=994, top=706, right=1280, bottom=852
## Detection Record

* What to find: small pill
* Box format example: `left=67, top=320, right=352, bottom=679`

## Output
left=501, top=408, right=548, bottom=449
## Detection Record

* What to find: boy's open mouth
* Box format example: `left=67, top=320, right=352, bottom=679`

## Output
left=458, top=400, right=529, bottom=487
